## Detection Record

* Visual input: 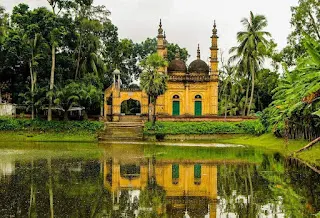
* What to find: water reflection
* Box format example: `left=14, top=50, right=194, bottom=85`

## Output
left=0, top=143, right=319, bottom=217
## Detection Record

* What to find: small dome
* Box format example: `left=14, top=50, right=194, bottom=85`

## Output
left=168, top=59, right=187, bottom=72
left=188, top=59, right=209, bottom=74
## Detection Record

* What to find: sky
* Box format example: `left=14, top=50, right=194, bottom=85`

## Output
left=2, top=0, right=299, bottom=63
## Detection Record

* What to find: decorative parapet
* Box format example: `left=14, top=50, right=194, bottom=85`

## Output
left=120, top=88, right=142, bottom=92
left=168, top=74, right=218, bottom=82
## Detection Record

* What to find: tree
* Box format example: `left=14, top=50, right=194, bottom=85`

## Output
left=282, top=0, right=320, bottom=65
left=73, top=0, right=110, bottom=79
left=230, top=11, right=271, bottom=115
left=266, top=36, right=320, bottom=140
left=46, top=0, right=69, bottom=121
left=78, top=74, right=103, bottom=120
left=22, top=33, right=47, bottom=119
left=54, top=82, right=80, bottom=120
left=140, top=53, right=168, bottom=125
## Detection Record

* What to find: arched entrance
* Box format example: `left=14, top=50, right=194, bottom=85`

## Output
left=172, top=95, right=180, bottom=116
left=194, top=95, right=202, bottom=116
left=121, top=99, right=141, bottom=115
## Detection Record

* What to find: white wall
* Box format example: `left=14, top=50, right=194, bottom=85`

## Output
left=0, top=103, right=16, bottom=116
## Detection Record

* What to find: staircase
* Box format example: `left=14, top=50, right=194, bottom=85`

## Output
left=99, top=119, right=144, bottom=141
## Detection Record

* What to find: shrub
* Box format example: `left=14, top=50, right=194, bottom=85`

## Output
left=0, top=117, right=104, bottom=133
left=144, top=120, right=265, bottom=136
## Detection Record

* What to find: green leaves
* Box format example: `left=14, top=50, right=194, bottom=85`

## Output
left=145, top=120, right=265, bottom=135
left=140, top=53, right=168, bottom=103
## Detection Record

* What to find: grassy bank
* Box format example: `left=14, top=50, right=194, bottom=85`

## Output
left=0, top=117, right=104, bottom=142
left=212, top=133, right=320, bottom=167
left=0, top=131, right=98, bottom=142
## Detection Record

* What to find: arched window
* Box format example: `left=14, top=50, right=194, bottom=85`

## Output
left=195, top=95, right=202, bottom=99
left=173, top=95, right=180, bottom=99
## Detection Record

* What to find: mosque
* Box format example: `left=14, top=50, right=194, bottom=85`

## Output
left=104, top=20, right=219, bottom=121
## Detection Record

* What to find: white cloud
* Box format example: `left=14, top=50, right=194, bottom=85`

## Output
left=2, top=0, right=299, bottom=63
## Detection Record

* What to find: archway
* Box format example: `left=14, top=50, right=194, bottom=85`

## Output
left=172, top=95, right=180, bottom=116
left=121, top=99, right=141, bottom=115
left=194, top=95, right=202, bottom=116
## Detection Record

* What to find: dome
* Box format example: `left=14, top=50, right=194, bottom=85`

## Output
left=188, top=59, right=209, bottom=74
left=168, top=59, right=187, bottom=73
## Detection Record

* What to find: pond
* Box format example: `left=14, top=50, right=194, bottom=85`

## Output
left=0, top=142, right=319, bottom=217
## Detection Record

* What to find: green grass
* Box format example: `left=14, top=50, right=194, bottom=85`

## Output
left=211, top=133, right=320, bottom=167
left=296, top=146, right=320, bottom=166
left=212, top=133, right=307, bottom=154
left=0, top=131, right=98, bottom=142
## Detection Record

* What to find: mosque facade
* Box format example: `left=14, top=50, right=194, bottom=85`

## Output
left=104, top=20, right=219, bottom=121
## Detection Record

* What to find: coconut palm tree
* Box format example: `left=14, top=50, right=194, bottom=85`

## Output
left=230, top=11, right=271, bottom=115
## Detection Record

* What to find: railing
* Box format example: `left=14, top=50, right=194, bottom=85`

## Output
left=168, top=74, right=218, bottom=82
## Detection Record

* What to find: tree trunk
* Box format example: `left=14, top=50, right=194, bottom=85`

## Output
left=63, top=110, right=68, bottom=121
left=48, top=45, right=56, bottom=121
left=247, top=72, right=255, bottom=116
left=152, top=98, right=157, bottom=126
left=224, top=94, right=228, bottom=120
left=296, top=137, right=320, bottom=153
left=29, top=61, right=35, bottom=120
left=242, top=79, right=250, bottom=116
left=47, top=158, right=54, bottom=218
left=308, top=11, right=320, bottom=40
left=83, top=110, right=88, bottom=120
left=0, top=88, right=2, bottom=103
left=75, top=33, right=82, bottom=79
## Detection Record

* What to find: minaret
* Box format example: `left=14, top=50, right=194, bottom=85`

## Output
left=157, top=19, right=165, bottom=58
left=197, top=44, right=201, bottom=60
left=157, top=19, right=166, bottom=73
left=210, top=21, right=219, bottom=75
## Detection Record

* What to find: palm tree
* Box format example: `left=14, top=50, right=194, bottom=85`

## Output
left=140, top=53, right=168, bottom=125
left=230, top=11, right=271, bottom=115
left=22, top=33, right=46, bottom=119
left=54, top=82, right=80, bottom=120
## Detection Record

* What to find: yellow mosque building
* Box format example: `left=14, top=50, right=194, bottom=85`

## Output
left=104, top=20, right=219, bottom=121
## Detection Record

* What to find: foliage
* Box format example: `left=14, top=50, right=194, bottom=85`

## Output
left=0, top=117, right=103, bottom=133
left=0, top=2, right=189, bottom=118
left=144, top=120, right=265, bottom=136
left=140, top=53, right=168, bottom=124
left=282, top=0, right=320, bottom=66
left=229, top=11, right=271, bottom=116
left=265, top=36, right=320, bottom=140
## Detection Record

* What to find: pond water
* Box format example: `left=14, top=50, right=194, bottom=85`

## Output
left=0, top=142, right=319, bottom=218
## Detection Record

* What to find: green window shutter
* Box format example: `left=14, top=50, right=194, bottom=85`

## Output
left=172, top=101, right=180, bottom=116
left=195, top=101, right=202, bottom=116
left=172, top=164, right=179, bottom=179
left=194, top=164, right=201, bottom=179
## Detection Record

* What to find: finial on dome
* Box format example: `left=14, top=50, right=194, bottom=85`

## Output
left=175, top=48, right=180, bottom=60
left=197, top=44, right=201, bottom=60
left=212, top=20, right=218, bottom=36
left=158, top=19, right=163, bottom=36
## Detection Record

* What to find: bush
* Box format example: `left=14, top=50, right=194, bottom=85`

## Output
left=0, top=117, right=104, bottom=133
left=144, top=120, right=265, bottom=136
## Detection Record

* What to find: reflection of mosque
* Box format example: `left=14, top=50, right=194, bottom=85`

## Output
left=103, top=146, right=217, bottom=217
